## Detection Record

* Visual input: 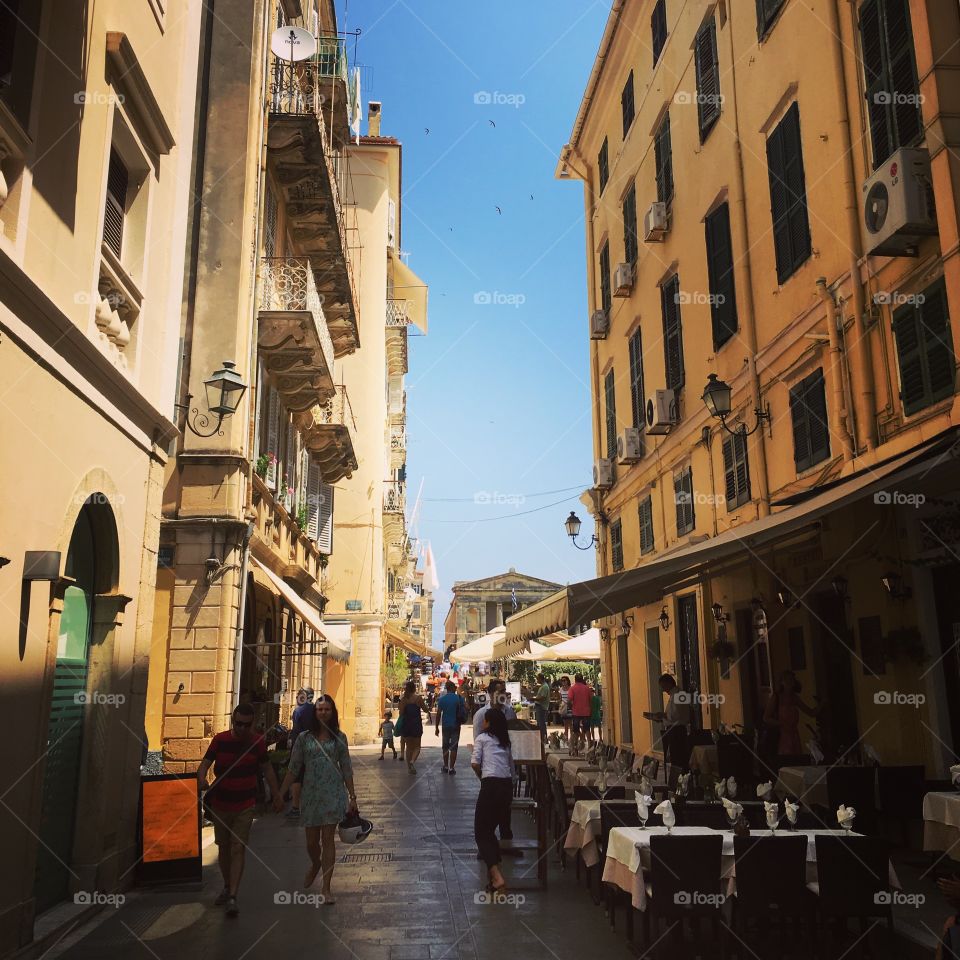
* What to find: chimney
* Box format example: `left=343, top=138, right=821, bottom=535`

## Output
left=368, top=101, right=382, bottom=137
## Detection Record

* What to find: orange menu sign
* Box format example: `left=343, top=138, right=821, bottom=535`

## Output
left=141, top=777, right=200, bottom=863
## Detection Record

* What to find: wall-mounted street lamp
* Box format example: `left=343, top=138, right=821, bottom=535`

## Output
left=659, top=606, right=671, bottom=631
left=832, top=576, right=850, bottom=602
left=565, top=511, right=599, bottom=551
left=702, top=374, right=771, bottom=438
left=881, top=571, right=912, bottom=601
left=175, top=361, right=248, bottom=438
left=711, top=602, right=730, bottom=624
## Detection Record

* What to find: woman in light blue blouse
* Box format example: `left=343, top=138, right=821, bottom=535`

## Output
left=471, top=707, right=514, bottom=892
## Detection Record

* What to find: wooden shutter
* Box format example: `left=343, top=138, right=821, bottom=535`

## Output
left=655, top=116, right=673, bottom=204
left=722, top=432, right=750, bottom=508
left=317, top=482, right=334, bottom=554
left=790, top=379, right=812, bottom=472
left=705, top=203, right=738, bottom=348
left=611, top=519, right=623, bottom=572
left=893, top=300, right=926, bottom=414
left=621, top=70, right=635, bottom=136
left=265, top=387, right=279, bottom=489
left=661, top=275, right=684, bottom=390
left=604, top=369, right=617, bottom=461
left=860, top=0, right=892, bottom=166
left=639, top=496, right=654, bottom=554
left=264, top=184, right=278, bottom=259
left=306, top=460, right=322, bottom=539
left=722, top=435, right=737, bottom=506
left=299, top=447, right=310, bottom=513
left=599, top=242, right=611, bottom=316
left=767, top=103, right=810, bottom=284
left=695, top=17, right=721, bottom=141
left=284, top=422, right=295, bottom=505
left=598, top=138, right=609, bottom=194
left=103, top=150, right=128, bottom=257
left=756, top=0, right=786, bottom=38
left=652, top=0, right=667, bottom=65
left=806, top=372, right=830, bottom=465
left=885, top=0, right=922, bottom=152
left=623, top=186, right=638, bottom=267
left=919, top=281, right=955, bottom=403
left=629, top=328, right=645, bottom=430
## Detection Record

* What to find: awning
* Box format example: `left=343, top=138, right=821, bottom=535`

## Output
left=319, top=621, right=352, bottom=662
left=449, top=625, right=505, bottom=662
left=392, top=259, right=428, bottom=334
left=491, top=631, right=555, bottom=660
left=505, top=434, right=958, bottom=641
left=511, top=640, right=557, bottom=661
left=547, top=629, right=602, bottom=661
left=384, top=622, right=431, bottom=658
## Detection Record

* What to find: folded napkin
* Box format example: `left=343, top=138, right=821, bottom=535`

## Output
left=784, top=799, right=799, bottom=825
left=721, top=796, right=743, bottom=821
left=726, top=776, right=738, bottom=798
left=837, top=804, right=856, bottom=829
left=807, top=740, right=824, bottom=764
left=757, top=781, right=773, bottom=798
left=950, top=764, right=960, bottom=786
left=654, top=799, right=676, bottom=829
left=715, top=779, right=727, bottom=799
left=635, top=793, right=654, bottom=820
left=676, top=772, right=691, bottom=797
left=764, top=800, right=780, bottom=829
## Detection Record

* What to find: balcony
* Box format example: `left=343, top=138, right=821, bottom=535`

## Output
left=389, top=426, right=406, bottom=470
left=299, top=384, right=357, bottom=483
left=258, top=257, right=336, bottom=411
left=267, top=56, right=359, bottom=357
left=383, top=481, right=406, bottom=514
left=314, top=36, right=351, bottom=147
left=386, top=299, right=411, bottom=327
left=386, top=323, right=407, bottom=378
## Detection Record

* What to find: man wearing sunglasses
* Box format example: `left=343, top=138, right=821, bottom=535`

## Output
left=197, top=703, right=283, bottom=917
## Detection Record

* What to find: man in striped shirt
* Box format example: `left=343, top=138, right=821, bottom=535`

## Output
left=197, top=703, right=283, bottom=917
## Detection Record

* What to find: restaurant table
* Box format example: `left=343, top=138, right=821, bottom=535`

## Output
left=545, top=751, right=570, bottom=774
left=561, top=762, right=600, bottom=791
left=601, top=826, right=900, bottom=911
left=923, top=791, right=960, bottom=860
left=563, top=800, right=602, bottom=867
left=775, top=765, right=830, bottom=806
left=688, top=745, right=719, bottom=779
left=574, top=770, right=646, bottom=797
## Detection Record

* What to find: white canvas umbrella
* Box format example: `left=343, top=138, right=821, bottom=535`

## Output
left=449, top=625, right=505, bottom=663
left=546, top=627, right=602, bottom=661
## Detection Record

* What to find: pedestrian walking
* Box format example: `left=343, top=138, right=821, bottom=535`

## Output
left=435, top=680, right=467, bottom=774
left=286, top=687, right=315, bottom=818
left=378, top=710, right=397, bottom=760
left=471, top=707, right=514, bottom=894
left=533, top=672, right=550, bottom=740
left=277, top=695, right=358, bottom=904
left=197, top=703, right=284, bottom=917
left=397, top=680, right=430, bottom=774
left=568, top=674, right=593, bottom=752
left=589, top=684, right=602, bottom=742
left=558, top=676, right=572, bottom=739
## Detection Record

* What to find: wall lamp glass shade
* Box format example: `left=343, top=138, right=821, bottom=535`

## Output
left=702, top=374, right=732, bottom=418
left=565, top=511, right=582, bottom=539
left=659, top=606, right=671, bottom=631
left=204, top=361, right=247, bottom=417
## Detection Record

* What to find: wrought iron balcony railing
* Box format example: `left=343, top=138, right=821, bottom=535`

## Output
left=386, top=299, right=411, bottom=327
left=383, top=481, right=406, bottom=514
left=313, top=383, right=356, bottom=429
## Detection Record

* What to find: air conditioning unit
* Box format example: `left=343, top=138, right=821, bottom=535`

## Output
left=589, top=309, right=610, bottom=340
left=593, top=458, right=614, bottom=488
left=613, top=262, right=634, bottom=297
left=862, top=147, right=937, bottom=257
left=616, top=427, right=643, bottom=464
left=646, top=389, right=678, bottom=435
left=644, top=201, right=669, bottom=241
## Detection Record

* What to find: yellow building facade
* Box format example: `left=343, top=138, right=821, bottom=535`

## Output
left=508, top=0, right=960, bottom=775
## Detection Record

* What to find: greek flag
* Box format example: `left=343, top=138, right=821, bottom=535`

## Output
left=511, top=588, right=518, bottom=612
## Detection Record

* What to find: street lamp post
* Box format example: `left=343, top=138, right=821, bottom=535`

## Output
left=564, top=511, right=599, bottom=551
left=175, top=361, right=248, bottom=438
left=701, top=373, right=771, bottom=438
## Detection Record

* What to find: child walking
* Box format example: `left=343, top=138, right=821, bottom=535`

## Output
left=378, top=711, right=397, bottom=760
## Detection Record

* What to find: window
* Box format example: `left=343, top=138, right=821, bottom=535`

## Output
left=660, top=274, right=684, bottom=391
left=654, top=114, right=673, bottom=205
left=860, top=0, right=923, bottom=168
left=622, top=184, right=638, bottom=267
left=0, top=0, right=41, bottom=128
left=598, top=137, right=609, bottom=194
left=621, top=71, right=635, bottom=137
left=675, top=467, right=695, bottom=536
left=604, top=368, right=617, bottom=462
left=705, top=203, right=738, bottom=349
left=264, top=183, right=278, bottom=259
left=611, top=519, right=624, bottom=572
left=789, top=369, right=830, bottom=472
left=599, top=241, right=612, bottom=319
left=628, top=328, right=645, bottom=430
left=756, top=0, right=787, bottom=39
left=651, top=0, right=667, bottom=66
left=766, top=103, right=811, bottom=284
left=893, top=278, right=954, bottom=416
left=694, top=16, right=721, bottom=141
left=722, top=430, right=751, bottom=509
left=638, top=496, right=655, bottom=555
left=102, top=149, right=128, bottom=258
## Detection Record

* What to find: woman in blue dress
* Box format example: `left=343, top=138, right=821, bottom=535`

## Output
left=397, top=680, right=430, bottom=774
left=278, top=695, right=357, bottom=903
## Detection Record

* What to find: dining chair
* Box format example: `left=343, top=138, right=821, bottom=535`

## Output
left=825, top=767, right=879, bottom=835
left=645, top=834, right=726, bottom=959
left=732, top=835, right=813, bottom=954
left=599, top=802, right=647, bottom=929
left=877, top=765, right=925, bottom=847
left=811, top=835, right=893, bottom=957
left=551, top=778, right=571, bottom=869
left=640, top=755, right=660, bottom=781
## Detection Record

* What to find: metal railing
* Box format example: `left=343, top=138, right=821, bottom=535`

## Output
left=383, top=481, right=405, bottom=514
left=259, top=257, right=335, bottom=372
left=389, top=427, right=406, bottom=450
left=386, top=299, right=411, bottom=327
left=314, top=383, right=356, bottom=430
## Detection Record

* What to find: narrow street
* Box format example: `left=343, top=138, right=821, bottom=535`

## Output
left=48, top=730, right=629, bottom=960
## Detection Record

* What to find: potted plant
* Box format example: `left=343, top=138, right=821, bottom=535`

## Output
left=296, top=503, right=308, bottom=530
left=255, top=452, right=276, bottom=479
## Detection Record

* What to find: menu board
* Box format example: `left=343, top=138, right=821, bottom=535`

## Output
left=509, top=729, right=544, bottom=762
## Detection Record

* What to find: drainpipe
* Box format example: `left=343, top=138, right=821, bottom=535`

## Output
left=831, top=0, right=877, bottom=453
left=725, top=3, right=771, bottom=517
left=818, top=278, right=856, bottom=463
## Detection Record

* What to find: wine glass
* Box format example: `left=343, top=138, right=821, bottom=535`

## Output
left=638, top=809, right=648, bottom=831
left=726, top=808, right=738, bottom=832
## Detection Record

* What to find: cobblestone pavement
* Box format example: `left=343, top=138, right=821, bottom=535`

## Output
left=50, top=731, right=632, bottom=960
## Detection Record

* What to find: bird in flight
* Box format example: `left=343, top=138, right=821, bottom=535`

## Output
left=495, top=206, right=502, bottom=215
left=424, top=127, right=430, bottom=135
left=488, top=119, right=496, bottom=128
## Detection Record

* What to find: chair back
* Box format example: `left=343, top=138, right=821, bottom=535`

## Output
left=877, top=765, right=925, bottom=820
left=574, top=785, right=624, bottom=801
left=734, top=835, right=808, bottom=915
left=680, top=804, right=728, bottom=829
left=717, top=734, right=754, bottom=783
left=599, top=802, right=653, bottom=854
left=825, top=767, right=878, bottom=834
left=640, top=755, right=660, bottom=780
left=648, top=835, right=724, bottom=917
left=814, top=835, right=890, bottom=916
left=551, top=778, right=570, bottom=835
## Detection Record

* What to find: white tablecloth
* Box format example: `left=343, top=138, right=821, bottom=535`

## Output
left=563, top=800, right=601, bottom=867
left=601, top=826, right=898, bottom=911
left=546, top=751, right=570, bottom=774
left=562, top=762, right=600, bottom=790
left=923, top=791, right=960, bottom=860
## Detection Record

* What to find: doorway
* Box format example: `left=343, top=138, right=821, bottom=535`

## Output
left=735, top=607, right=761, bottom=731
left=932, top=563, right=960, bottom=755
left=616, top=633, right=633, bottom=744
left=645, top=626, right=663, bottom=750
left=810, top=592, right=858, bottom=757
left=676, top=594, right=703, bottom=730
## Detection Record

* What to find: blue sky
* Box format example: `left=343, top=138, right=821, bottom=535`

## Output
left=340, top=1, right=610, bottom=646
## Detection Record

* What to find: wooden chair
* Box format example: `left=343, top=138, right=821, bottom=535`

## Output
left=599, top=802, right=647, bottom=930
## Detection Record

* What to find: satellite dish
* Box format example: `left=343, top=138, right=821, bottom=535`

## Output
left=270, top=26, right=317, bottom=62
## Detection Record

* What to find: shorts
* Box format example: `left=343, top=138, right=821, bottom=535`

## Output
left=209, top=805, right=255, bottom=848
left=571, top=716, right=590, bottom=733
left=441, top=726, right=461, bottom=753
left=381, top=737, right=395, bottom=750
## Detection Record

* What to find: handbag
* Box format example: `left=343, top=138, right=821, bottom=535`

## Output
left=394, top=713, right=405, bottom=736
left=456, top=696, right=468, bottom=726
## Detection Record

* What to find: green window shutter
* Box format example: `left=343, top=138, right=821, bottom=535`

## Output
left=790, top=379, right=812, bottom=472
left=808, top=372, right=831, bottom=465
left=695, top=17, right=721, bottom=141
left=611, top=519, right=624, bottom=572
left=767, top=104, right=811, bottom=284
left=623, top=185, right=638, bottom=266
left=655, top=115, right=673, bottom=205
left=884, top=0, right=922, bottom=151
left=639, top=497, right=654, bottom=554
left=598, top=138, right=609, bottom=194
left=685, top=468, right=695, bottom=532
left=723, top=431, right=751, bottom=508
left=605, top=369, right=617, bottom=461
left=893, top=299, right=925, bottom=415
left=757, top=0, right=786, bottom=39
left=735, top=432, right=751, bottom=504
left=661, top=275, right=685, bottom=391
left=629, top=329, right=645, bottom=430
left=652, top=0, right=667, bottom=65
left=860, top=0, right=893, bottom=166
left=705, top=203, right=738, bottom=348
left=599, top=242, right=612, bottom=317
left=722, top=435, right=736, bottom=506
left=621, top=71, right=635, bottom=137
left=919, top=280, right=955, bottom=403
